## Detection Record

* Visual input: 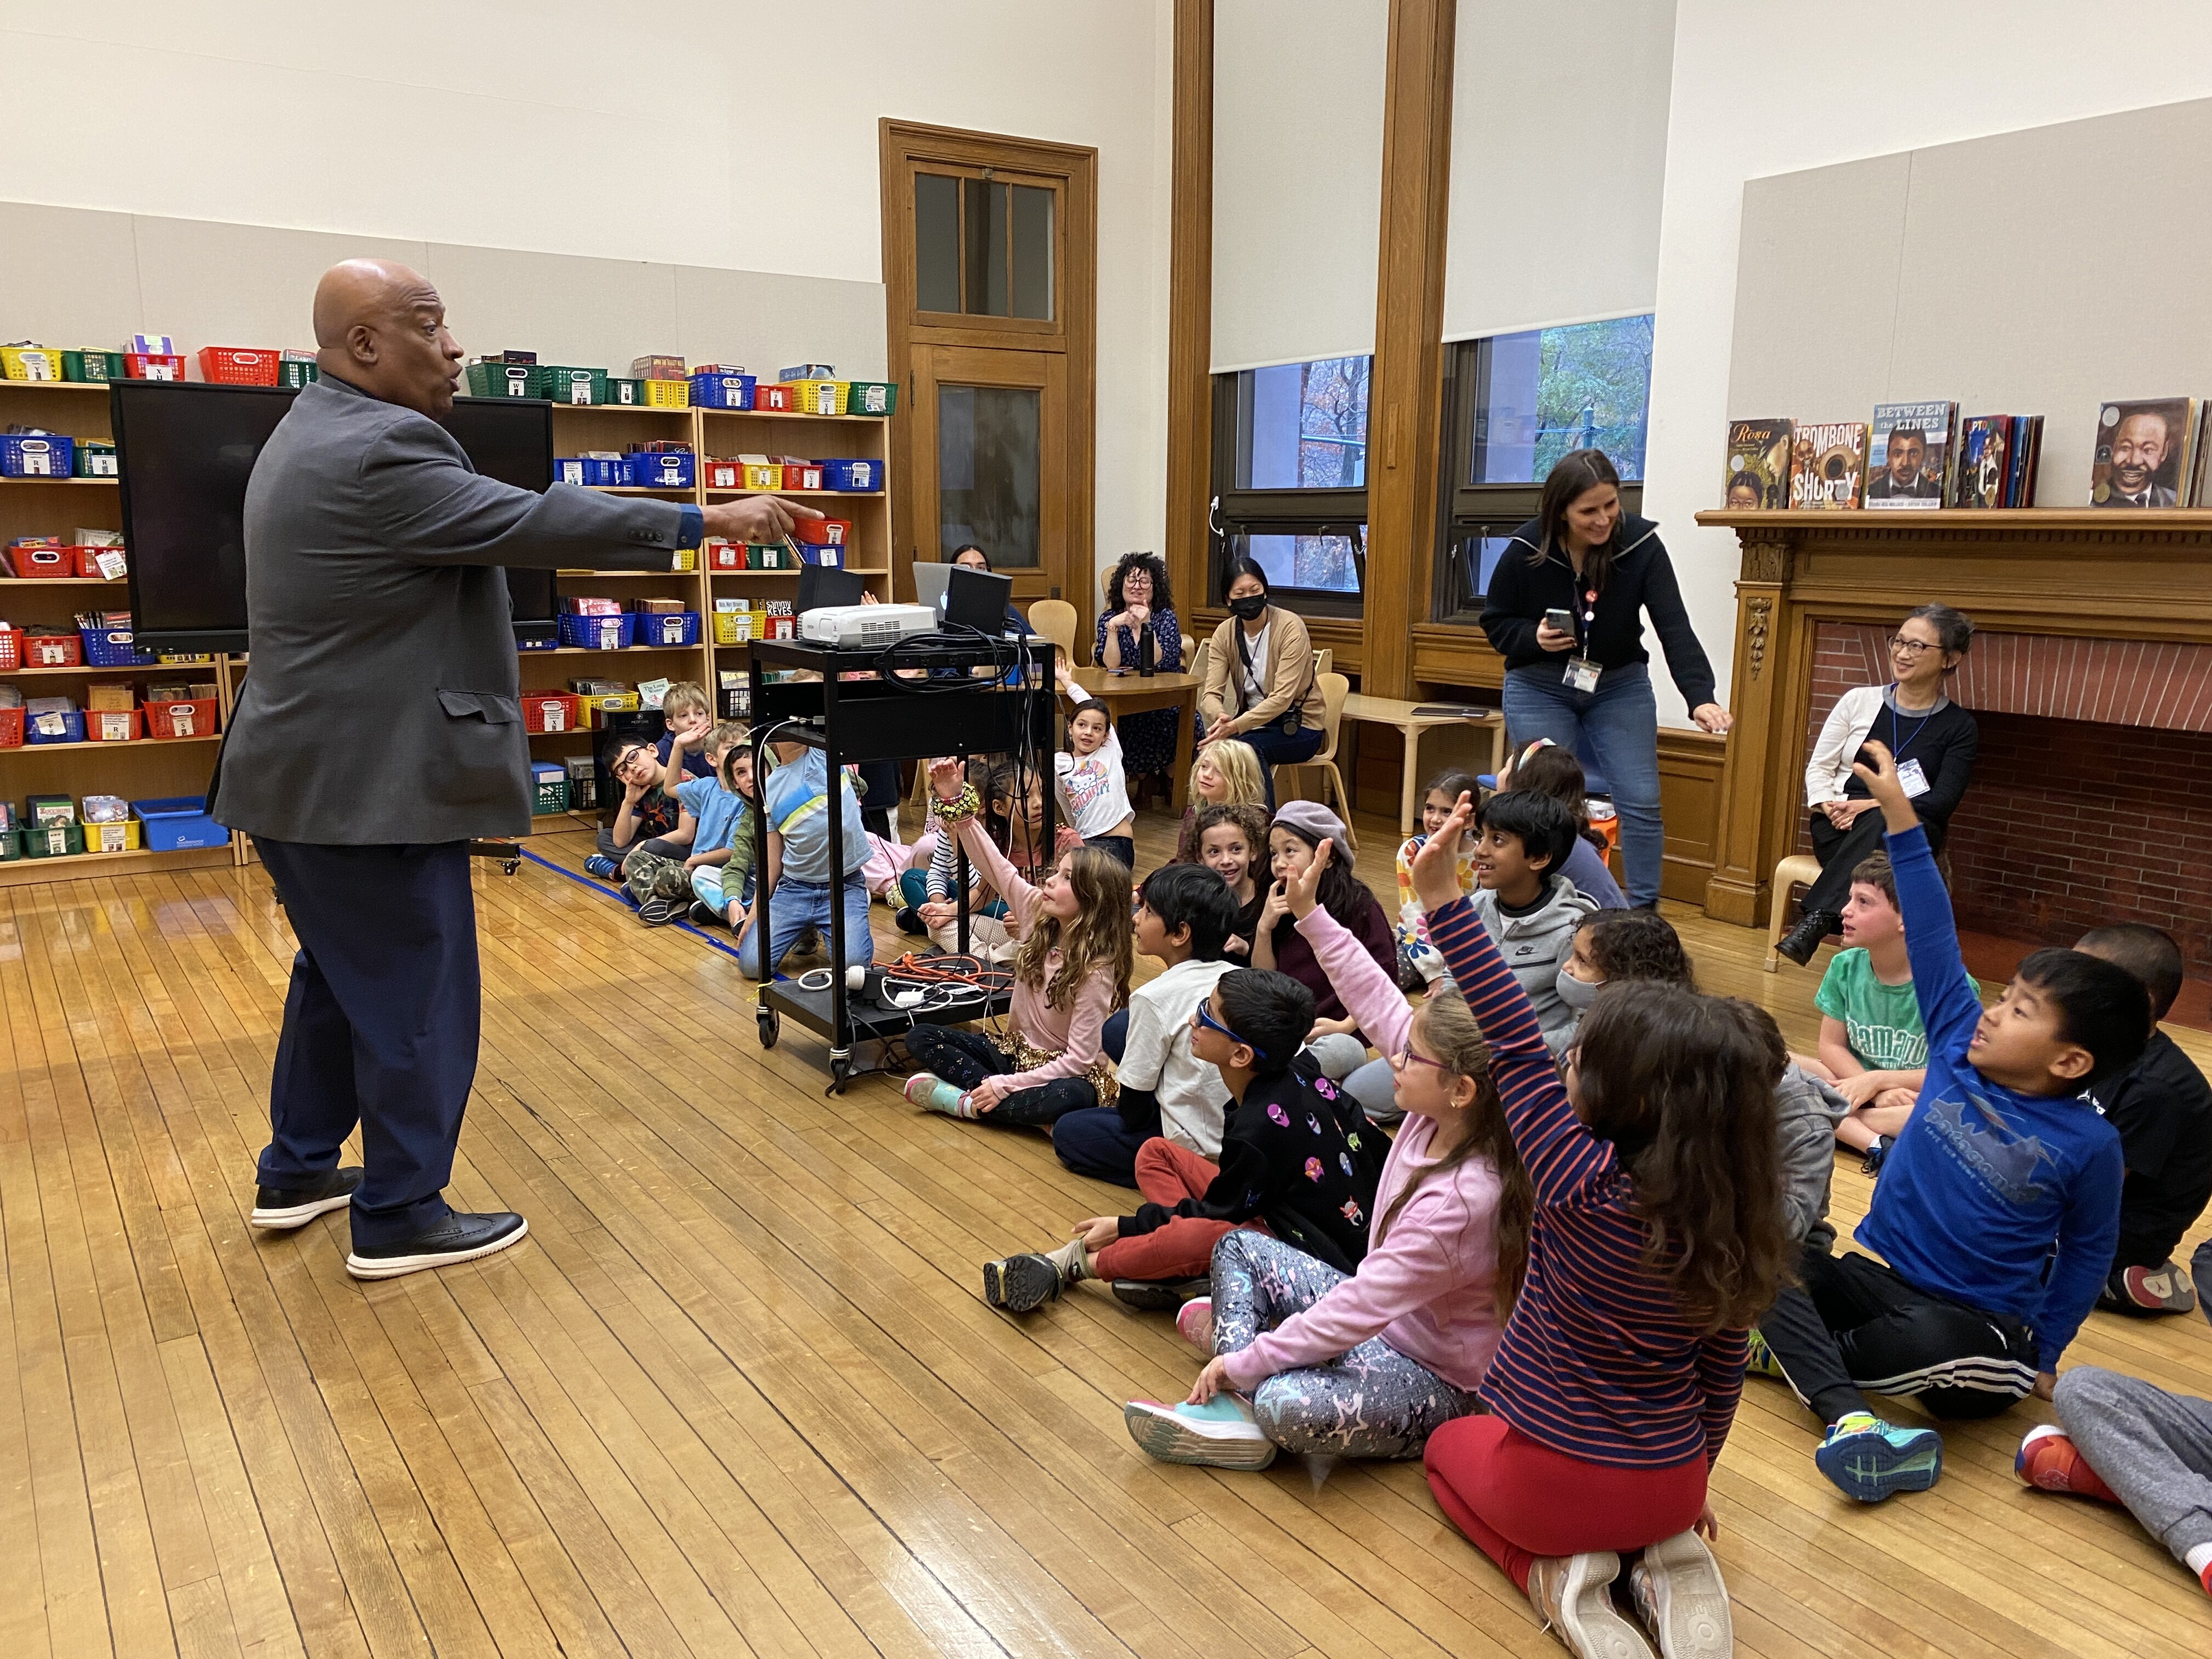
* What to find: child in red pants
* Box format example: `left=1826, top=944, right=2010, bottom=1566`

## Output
left=981, top=968, right=1381, bottom=1314
left=1410, top=799, right=1794, bottom=1659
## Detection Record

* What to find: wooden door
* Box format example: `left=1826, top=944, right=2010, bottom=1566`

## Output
left=907, top=344, right=1069, bottom=605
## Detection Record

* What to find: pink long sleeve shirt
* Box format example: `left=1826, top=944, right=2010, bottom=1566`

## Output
left=1222, top=906, right=1505, bottom=1395
left=952, top=814, right=1114, bottom=1091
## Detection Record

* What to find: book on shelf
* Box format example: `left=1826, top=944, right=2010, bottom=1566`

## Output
left=1721, top=418, right=1793, bottom=509
left=2089, top=397, right=2198, bottom=508
left=2004, top=415, right=2044, bottom=506
left=1788, top=422, right=1867, bottom=510
left=1866, top=402, right=1957, bottom=508
left=1950, top=416, right=2011, bottom=509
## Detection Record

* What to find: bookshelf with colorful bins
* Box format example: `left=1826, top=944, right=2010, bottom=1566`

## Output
left=0, top=377, right=245, bottom=888
left=528, top=396, right=891, bottom=824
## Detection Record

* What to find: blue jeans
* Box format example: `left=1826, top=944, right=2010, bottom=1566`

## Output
left=1501, top=663, right=1663, bottom=906
left=740, top=873, right=873, bottom=978
left=1207, top=719, right=1324, bottom=809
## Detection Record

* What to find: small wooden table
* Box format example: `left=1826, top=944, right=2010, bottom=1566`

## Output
left=1340, top=694, right=1508, bottom=837
left=1070, top=666, right=1204, bottom=811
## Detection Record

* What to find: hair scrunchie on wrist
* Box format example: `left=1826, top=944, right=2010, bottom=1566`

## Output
left=930, top=781, right=983, bottom=826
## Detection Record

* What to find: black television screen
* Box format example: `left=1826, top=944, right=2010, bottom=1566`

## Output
left=114, top=381, right=558, bottom=653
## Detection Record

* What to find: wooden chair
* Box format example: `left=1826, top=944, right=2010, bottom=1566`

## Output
left=1763, top=853, right=1823, bottom=971
left=1025, top=598, right=1077, bottom=672
left=1274, top=671, right=1357, bottom=851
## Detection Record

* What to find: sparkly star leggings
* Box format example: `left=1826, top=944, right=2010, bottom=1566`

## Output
left=1209, top=1229, right=1479, bottom=1460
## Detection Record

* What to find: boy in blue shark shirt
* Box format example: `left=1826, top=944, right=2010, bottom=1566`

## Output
left=740, top=732, right=873, bottom=979
left=1750, top=739, right=2148, bottom=1505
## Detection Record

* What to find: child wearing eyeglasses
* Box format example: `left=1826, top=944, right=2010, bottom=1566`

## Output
left=980, top=967, right=1382, bottom=1318
left=1118, top=838, right=1527, bottom=1471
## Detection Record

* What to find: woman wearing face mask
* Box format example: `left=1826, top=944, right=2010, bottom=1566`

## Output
left=1482, top=450, right=1734, bottom=909
left=1198, top=558, right=1326, bottom=809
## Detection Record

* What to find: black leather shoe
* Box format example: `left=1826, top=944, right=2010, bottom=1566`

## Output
left=346, top=1211, right=528, bottom=1280
left=251, top=1166, right=364, bottom=1229
left=1110, top=1277, right=1211, bottom=1312
left=1776, top=909, right=1841, bottom=967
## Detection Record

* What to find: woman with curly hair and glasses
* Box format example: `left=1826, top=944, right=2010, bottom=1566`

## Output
left=1095, top=550, right=1185, bottom=778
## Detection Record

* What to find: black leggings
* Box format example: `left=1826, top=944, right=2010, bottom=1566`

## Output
left=1756, top=1244, right=2036, bottom=1426
left=904, top=1023, right=1099, bottom=1126
left=1802, top=808, right=1947, bottom=916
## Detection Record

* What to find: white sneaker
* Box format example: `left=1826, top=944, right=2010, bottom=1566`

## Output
left=1628, top=1531, right=1732, bottom=1658
left=1123, top=1393, right=1276, bottom=1470
left=1525, top=1552, right=1655, bottom=1659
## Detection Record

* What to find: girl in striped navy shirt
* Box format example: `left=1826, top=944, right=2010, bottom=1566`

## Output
left=1408, top=798, right=1792, bottom=1659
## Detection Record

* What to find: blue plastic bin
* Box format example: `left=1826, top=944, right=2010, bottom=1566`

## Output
left=80, top=624, right=160, bottom=666
left=0, top=433, right=75, bottom=477
left=558, top=612, right=636, bottom=650
left=793, top=543, right=842, bottom=567
left=26, top=707, right=86, bottom=743
left=555, top=456, right=626, bottom=487
left=633, top=611, right=700, bottom=647
left=689, top=372, right=755, bottom=410
left=132, top=795, right=227, bottom=850
left=820, top=458, right=880, bottom=492
left=623, top=451, right=696, bottom=488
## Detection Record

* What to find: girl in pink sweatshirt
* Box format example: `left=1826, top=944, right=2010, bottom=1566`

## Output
left=1126, top=839, right=1531, bottom=1469
left=905, top=759, right=1132, bottom=1128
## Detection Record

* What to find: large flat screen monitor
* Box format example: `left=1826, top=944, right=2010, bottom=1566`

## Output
left=114, top=381, right=559, bottom=654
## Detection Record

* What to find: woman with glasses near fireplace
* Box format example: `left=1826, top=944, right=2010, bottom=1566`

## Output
left=1776, top=603, right=1979, bottom=966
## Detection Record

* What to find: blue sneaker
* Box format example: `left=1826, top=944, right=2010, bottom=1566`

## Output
left=1124, top=1394, right=1277, bottom=1470
left=1745, top=1327, right=1787, bottom=1381
left=584, top=854, right=620, bottom=879
left=1815, top=1411, right=1942, bottom=1502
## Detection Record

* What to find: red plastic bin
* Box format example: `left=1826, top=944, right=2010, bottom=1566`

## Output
left=71, top=545, right=126, bottom=579
left=143, top=697, right=218, bottom=739
left=86, top=707, right=143, bottom=743
left=124, top=352, right=185, bottom=381
left=0, top=624, right=18, bottom=670
left=0, top=707, right=21, bottom=747
left=24, top=633, right=81, bottom=667
left=814, top=517, right=852, bottom=547
left=754, top=383, right=795, bottom=412
left=197, top=347, right=283, bottom=385
left=520, top=692, right=582, bottom=734
left=5, top=544, right=69, bottom=577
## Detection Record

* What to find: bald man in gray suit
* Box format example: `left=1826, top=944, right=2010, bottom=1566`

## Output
left=217, top=259, right=816, bottom=1279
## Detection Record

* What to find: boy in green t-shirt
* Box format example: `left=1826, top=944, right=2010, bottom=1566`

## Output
left=1801, top=852, right=1979, bottom=1172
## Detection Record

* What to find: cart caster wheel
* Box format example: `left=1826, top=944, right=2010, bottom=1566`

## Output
left=830, top=1055, right=851, bottom=1094
left=757, top=1010, right=779, bottom=1049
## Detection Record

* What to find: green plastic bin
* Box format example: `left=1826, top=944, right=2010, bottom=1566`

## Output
left=465, top=362, right=544, bottom=399
left=22, top=822, right=86, bottom=858
left=74, top=439, right=117, bottom=478
left=846, top=381, right=898, bottom=417
left=0, top=828, right=20, bottom=861
left=277, top=359, right=319, bottom=389
left=607, top=377, right=646, bottom=407
left=539, top=366, right=608, bottom=407
left=63, top=349, right=125, bottom=383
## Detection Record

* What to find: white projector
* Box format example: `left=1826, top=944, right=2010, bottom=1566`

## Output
left=797, top=602, right=938, bottom=648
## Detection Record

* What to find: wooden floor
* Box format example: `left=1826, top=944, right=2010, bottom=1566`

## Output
left=5, top=805, right=2212, bottom=1658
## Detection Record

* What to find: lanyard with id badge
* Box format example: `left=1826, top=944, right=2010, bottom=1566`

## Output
left=1889, top=699, right=1934, bottom=798
left=1550, top=570, right=1604, bottom=692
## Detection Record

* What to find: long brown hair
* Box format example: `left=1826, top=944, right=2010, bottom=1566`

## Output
left=1530, top=448, right=1626, bottom=592
left=1013, top=845, right=1135, bottom=1011
left=1570, top=983, right=1791, bottom=1334
left=1373, top=986, right=1532, bottom=1323
left=1505, top=741, right=1607, bottom=851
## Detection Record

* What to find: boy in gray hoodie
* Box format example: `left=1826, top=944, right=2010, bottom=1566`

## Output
left=1467, top=790, right=1596, bottom=1050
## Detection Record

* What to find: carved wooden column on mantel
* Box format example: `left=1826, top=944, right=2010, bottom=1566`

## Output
left=1705, top=528, right=1799, bottom=924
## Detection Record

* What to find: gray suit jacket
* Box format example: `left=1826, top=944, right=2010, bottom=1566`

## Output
left=212, top=374, right=686, bottom=844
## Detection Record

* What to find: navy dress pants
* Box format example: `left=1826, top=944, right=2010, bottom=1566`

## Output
left=255, top=839, right=481, bottom=1246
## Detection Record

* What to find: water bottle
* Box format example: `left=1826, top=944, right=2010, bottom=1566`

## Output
left=1137, top=625, right=1157, bottom=677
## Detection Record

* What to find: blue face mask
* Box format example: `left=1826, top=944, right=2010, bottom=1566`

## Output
left=1554, top=966, right=1602, bottom=1009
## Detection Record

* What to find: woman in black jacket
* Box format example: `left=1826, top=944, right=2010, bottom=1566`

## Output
left=1481, top=450, right=1733, bottom=907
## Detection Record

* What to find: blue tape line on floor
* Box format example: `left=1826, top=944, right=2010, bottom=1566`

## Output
left=517, top=847, right=758, bottom=969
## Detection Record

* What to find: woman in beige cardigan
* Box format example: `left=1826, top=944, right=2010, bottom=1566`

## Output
left=1199, top=558, right=1325, bottom=808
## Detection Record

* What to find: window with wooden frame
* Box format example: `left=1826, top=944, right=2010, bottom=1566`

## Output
left=1206, top=356, right=1370, bottom=620
left=1431, top=318, right=1651, bottom=625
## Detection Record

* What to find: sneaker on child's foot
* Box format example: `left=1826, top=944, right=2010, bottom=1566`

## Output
left=1627, top=1531, right=1731, bottom=1659
left=2115, top=1260, right=2198, bottom=1315
left=583, top=854, right=620, bottom=879
left=982, top=1252, right=1068, bottom=1313
left=895, top=906, right=927, bottom=936
left=1860, top=1136, right=1889, bottom=1176
left=687, top=899, right=718, bottom=928
left=1744, top=1327, right=1787, bottom=1381
left=902, top=1073, right=974, bottom=1118
left=2016, top=1423, right=2120, bottom=1503
left=1177, top=1296, right=1214, bottom=1353
left=1524, top=1552, right=1654, bottom=1659
left=637, top=895, right=682, bottom=927
left=1815, top=1412, right=1942, bottom=1502
left=1124, top=1395, right=1277, bottom=1471
left=1110, top=1277, right=1208, bottom=1312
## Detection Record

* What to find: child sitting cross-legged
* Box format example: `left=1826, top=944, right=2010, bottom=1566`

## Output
left=904, top=758, right=1132, bottom=1130
left=1196, top=803, right=1271, bottom=962
left=1172, top=739, right=1268, bottom=864
left=1118, top=837, right=1529, bottom=1471
left=1497, top=740, right=1627, bottom=911
left=589, top=730, right=685, bottom=885
left=1796, top=851, right=1981, bottom=1174
left=2073, top=922, right=2212, bottom=1317
left=675, top=726, right=758, bottom=931
left=1250, top=800, right=1396, bottom=1079
left=979, top=968, right=1381, bottom=1315
left=1053, top=863, right=1242, bottom=1187
left=1410, top=791, right=1793, bottom=1659
left=1053, top=662, right=1137, bottom=871
left=1468, top=789, right=1597, bottom=1051
left=898, top=760, right=1081, bottom=962
left=1749, top=741, right=2149, bottom=1506
left=738, top=729, right=876, bottom=979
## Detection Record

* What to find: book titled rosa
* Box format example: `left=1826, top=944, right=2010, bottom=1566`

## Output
left=1721, top=418, right=1793, bottom=509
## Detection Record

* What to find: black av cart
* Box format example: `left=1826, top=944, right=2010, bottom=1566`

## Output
left=743, top=633, right=1059, bottom=1091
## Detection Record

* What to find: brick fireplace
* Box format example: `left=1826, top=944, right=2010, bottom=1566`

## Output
left=1693, top=507, right=2212, bottom=940
left=1805, top=621, right=2212, bottom=969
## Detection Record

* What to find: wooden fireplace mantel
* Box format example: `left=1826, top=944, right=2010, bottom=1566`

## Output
left=1694, top=509, right=2212, bottom=924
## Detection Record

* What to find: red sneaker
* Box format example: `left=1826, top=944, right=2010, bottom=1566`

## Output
left=2120, top=1261, right=2198, bottom=1315
left=2016, top=1424, right=2120, bottom=1504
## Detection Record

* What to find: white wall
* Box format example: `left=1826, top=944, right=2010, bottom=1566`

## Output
left=1643, top=0, right=2212, bottom=725
left=0, top=0, right=1172, bottom=573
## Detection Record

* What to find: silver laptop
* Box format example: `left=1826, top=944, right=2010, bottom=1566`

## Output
left=912, top=561, right=955, bottom=617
